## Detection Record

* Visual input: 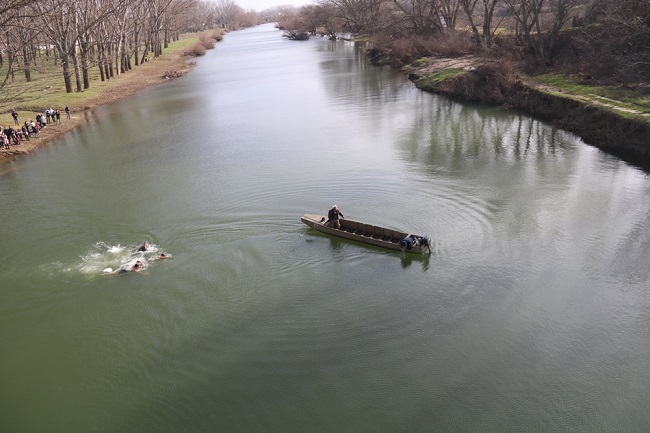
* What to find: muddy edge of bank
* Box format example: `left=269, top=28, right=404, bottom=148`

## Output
left=404, top=60, right=650, bottom=170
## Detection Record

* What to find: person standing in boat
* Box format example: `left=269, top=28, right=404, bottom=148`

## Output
left=325, top=205, right=345, bottom=229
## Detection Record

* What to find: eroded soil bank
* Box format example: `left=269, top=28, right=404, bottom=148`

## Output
left=406, top=61, right=650, bottom=169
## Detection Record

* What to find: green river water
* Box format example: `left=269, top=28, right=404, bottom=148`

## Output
left=1, top=24, right=649, bottom=433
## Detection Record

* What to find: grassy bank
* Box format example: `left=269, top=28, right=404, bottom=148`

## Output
left=531, top=73, right=650, bottom=119
left=1, top=30, right=222, bottom=161
left=404, top=57, right=650, bottom=168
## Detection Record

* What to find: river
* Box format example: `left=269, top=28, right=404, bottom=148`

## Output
left=1, top=23, right=649, bottom=433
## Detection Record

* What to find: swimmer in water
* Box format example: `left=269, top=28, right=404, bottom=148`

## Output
left=150, top=252, right=173, bottom=261
left=112, top=260, right=145, bottom=275
left=136, top=242, right=149, bottom=252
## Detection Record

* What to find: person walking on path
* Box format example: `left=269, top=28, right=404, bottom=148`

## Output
left=65, top=105, right=71, bottom=119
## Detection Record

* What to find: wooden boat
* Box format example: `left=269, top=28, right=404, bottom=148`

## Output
left=301, top=214, right=430, bottom=254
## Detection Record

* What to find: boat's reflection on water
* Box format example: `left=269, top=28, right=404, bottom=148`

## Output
left=400, top=250, right=430, bottom=271
left=319, top=234, right=431, bottom=271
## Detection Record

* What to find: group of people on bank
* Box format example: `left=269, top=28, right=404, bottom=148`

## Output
left=1, top=107, right=71, bottom=151
left=2, top=122, right=36, bottom=149
left=42, top=107, right=70, bottom=124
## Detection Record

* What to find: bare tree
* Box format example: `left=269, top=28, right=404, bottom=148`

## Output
left=459, top=0, right=502, bottom=46
left=438, top=0, right=461, bottom=30
left=0, top=27, right=21, bottom=88
left=324, top=0, right=388, bottom=34
left=501, top=0, right=544, bottom=59
left=1, top=1, right=54, bottom=91
left=95, top=21, right=110, bottom=81
left=0, top=0, right=39, bottom=27
left=236, top=9, right=261, bottom=28
left=75, top=0, right=128, bottom=89
left=0, top=0, right=258, bottom=96
left=298, top=5, right=322, bottom=34
left=144, top=0, right=179, bottom=58
left=129, top=0, right=149, bottom=66
left=503, top=0, right=581, bottom=63
left=163, top=0, right=201, bottom=47
left=577, top=0, right=650, bottom=79
left=5, top=8, right=41, bottom=83
left=313, top=2, right=345, bottom=39
left=391, top=0, right=446, bottom=35
left=545, top=0, right=582, bottom=61
left=169, top=0, right=205, bottom=34
left=214, top=0, right=243, bottom=28
left=36, top=0, right=80, bottom=93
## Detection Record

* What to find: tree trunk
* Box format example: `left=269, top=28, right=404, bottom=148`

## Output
left=72, top=47, right=83, bottom=92
left=155, top=29, right=162, bottom=57
left=23, top=47, right=32, bottom=82
left=59, top=50, right=74, bottom=93
left=80, top=39, right=91, bottom=89
left=108, top=42, right=114, bottom=78
left=134, top=29, right=140, bottom=66
left=99, top=53, right=106, bottom=82
left=482, top=0, right=498, bottom=46
left=140, top=40, right=150, bottom=64
left=104, top=45, right=111, bottom=79
left=114, top=35, right=122, bottom=77
left=460, top=0, right=482, bottom=45
left=124, top=38, right=132, bottom=72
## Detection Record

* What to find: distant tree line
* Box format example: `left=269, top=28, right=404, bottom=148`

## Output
left=0, top=0, right=260, bottom=93
left=277, top=0, right=650, bottom=81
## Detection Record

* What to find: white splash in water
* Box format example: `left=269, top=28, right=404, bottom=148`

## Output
left=76, top=242, right=159, bottom=276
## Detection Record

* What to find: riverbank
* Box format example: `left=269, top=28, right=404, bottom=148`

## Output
left=0, top=36, right=203, bottom=162
left=403, top=57, right=650, bottom=168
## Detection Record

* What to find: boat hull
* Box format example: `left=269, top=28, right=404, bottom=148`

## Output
left=300, top=214, right=430, bottom=254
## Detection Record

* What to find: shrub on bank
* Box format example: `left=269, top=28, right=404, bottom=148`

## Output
left=372, top=33, right=476, bottom=67
left=200, top=35, right=216, bottom=49
left=190, top=43, right=207, bottom=56
left=184, top=29, right=227, bottom=57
